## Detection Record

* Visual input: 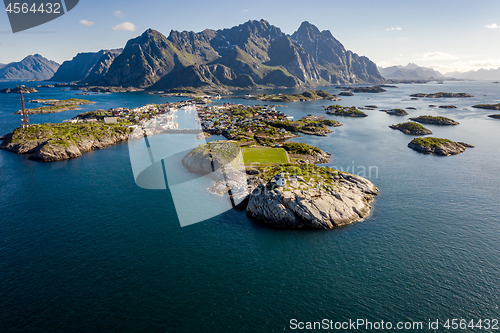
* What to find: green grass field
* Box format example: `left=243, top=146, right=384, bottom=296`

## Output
left=242, top=147, right=289, bottom=165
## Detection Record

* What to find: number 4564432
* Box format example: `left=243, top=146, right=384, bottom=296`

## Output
left=5, top=2, right=61, bottom=14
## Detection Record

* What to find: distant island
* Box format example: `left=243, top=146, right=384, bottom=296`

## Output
left=409, top=92, right=473, bottom=98
left=245, top=90, right=341, bottom=102
left=390, top=122, right=432, bottom=135
left=382, top=108, right=408, bottom=116
left=325, top=105, right=368, bottom=117
left=340, top=86, right=387, bottom=93
left=1, top=86, right=38, bottom=94
left=488, top=114, right=500, bottom=119
left=409, top=115, right=459, bottom=125
left=473, top=103, right=500, bottom=110
left=408, top=137, right=473, bottom=156
left=14, top=98, right=95, bottom=114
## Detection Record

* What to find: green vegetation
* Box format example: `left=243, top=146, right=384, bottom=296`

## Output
left=282, top=142, right=321, bottom=155
left=386, top=108, right=409, bottom=116
left=409, top=137, right=454, bottom=148
left=8, top=123, right=130, bottom=148
left=258, top=164, right=343, bottom=188
left=326, top=105, right=368, bottom=117
left=248, top=90, right=336, bottom=102
left=390, top=122, right=432, bottom=135
left=21, top=98, right=95, bottom=114
left=409, top=115, right=459, bottom=125
left=271, top=118, right=336, bottom=134
left=321, top=119, right=342, bottom=127
left=76, top=109, right=113, bottom=119
left=190, top=142, right=240, bottom=162
left=242, top=147, right=288, bottom=165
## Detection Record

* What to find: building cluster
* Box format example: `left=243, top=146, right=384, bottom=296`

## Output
left=196, top=103, right=294, bottom=135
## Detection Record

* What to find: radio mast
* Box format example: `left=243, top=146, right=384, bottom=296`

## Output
left=19, top=86, right=30, bottom=128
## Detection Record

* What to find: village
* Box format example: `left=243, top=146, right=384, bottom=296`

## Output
left=64, top=97, right=340, bottom=148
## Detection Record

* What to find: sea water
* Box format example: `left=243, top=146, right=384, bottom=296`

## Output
left=0, top=81, right=499, bottom=332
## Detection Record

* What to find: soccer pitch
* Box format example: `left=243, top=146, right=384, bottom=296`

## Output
left=241, top=147, right=289, bottom=165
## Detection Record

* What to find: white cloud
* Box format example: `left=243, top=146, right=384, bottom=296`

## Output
left=112, top=22, right=137, bottom=32
left=114, top=10, right=124, bottom=18
left=485, top=23, right=499, bottom=29
left=377, top=60, right=392, bottom=68
left=387, top=27, right=402, bottom=31
left=418, top=52, right=458, bottom=61
left=428, top=58, right=500, bottom=73
left=79, top=19, right=94, bottom=27
left=242, top=9, right=248, bottom=12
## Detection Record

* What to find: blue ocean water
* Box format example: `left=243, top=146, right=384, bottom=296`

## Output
left=0, top=81, right=499, bottom=332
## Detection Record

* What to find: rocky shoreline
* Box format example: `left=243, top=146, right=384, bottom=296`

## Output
left=246, top=173, right=378, bottom=229
left=408, top=137, right=473, bottom=156
left=0, top=123, right=130, bottom=162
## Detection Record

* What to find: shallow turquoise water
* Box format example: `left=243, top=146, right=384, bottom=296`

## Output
left=0, top=81, right=499, bottom=332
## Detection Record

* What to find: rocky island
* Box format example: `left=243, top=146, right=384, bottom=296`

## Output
left=0, top=123, right=130, bottom=161
left=410, top=92, right=473, bottom=98
left=182, top=142, right=378, bottom=229
left=0, top=86, right=38, bottom=94
left=438, top=105, right=457, bottom=109
left=382, top=108, right=408, bottom=116
left=408, top=137, right=473, bottom=156
left=409, top=115, right=459, bottom=125
left=473, top=103, right=500, bottom=110
left=340, top=86, right=386, bottom=93
left=389, top=122, right=432, bottom=135
left=246, top=165, right=378, bottom=229
left=488, top=114, right=500, bottom=119
left=15, top=98, right=95, bottom=114
left=325, top=105, right=368, bottom=117
left=245, top=90, right=341, bottom=102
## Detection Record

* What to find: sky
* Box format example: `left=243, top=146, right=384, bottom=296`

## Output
left=1, top=0, right=500, bottom=74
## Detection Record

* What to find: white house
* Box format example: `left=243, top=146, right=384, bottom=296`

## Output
left=275, top=173, right=287, bottom=187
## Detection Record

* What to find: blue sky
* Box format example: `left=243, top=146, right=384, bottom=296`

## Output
left=1, top=0, right=500, bottom=73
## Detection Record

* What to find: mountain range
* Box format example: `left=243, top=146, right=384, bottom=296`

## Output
left=50, top=49, right=123, bottom=84
left=0, top=54, right=59, bottom=80
left=49, top=20, right=385, bottom=91
left=445, top=68, right=500, bottom=80
left=378, top=63, right=445, bottom=80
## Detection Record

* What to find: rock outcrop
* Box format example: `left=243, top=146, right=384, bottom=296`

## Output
left=408, top=137, right=473, bottom=156
left=246, top=173, right=378, bottom=229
